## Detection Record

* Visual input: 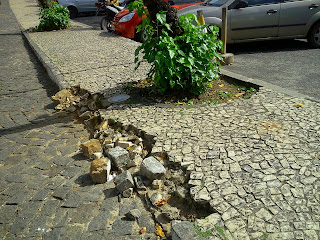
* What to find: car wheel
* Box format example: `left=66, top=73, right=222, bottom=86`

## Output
left=68, top=6, right=78, bottom=18
left=135, top=28, right=148, bottom=43
left=100, top=17, right=112, bottom=31
left=307, top=21, right=320, bottom=48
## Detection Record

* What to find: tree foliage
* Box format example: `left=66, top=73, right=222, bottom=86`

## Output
left=133, top=6, right=223, bottom=95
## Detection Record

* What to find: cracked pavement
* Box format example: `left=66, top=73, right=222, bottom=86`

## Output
left=2, top=0, right=320, bottom=239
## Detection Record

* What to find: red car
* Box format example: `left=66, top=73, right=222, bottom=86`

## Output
left=111, top=1, right=203, bottom=42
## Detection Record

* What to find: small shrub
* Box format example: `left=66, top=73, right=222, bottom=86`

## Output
left=36, top=1, right=70, bottom=31
left=131, top=1, right=222, bottom=95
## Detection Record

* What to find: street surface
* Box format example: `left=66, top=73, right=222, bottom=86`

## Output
left=226, top=40, right=320, bottom=101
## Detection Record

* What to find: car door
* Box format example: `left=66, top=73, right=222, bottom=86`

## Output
left=75, top=0, right=96, bottom=12
left=229, top=0, right=281, bottom=40
left=279, top=0, right=320, bottom=37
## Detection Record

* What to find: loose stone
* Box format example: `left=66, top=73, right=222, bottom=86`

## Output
left=115, top=171, right=134, bottom=193
left=107, top=146, right=130, bottom=169
left=122, top=188, right=133, bottom=198
left=140, top=156, right=166, bottom=180
left=89, top=157, right=111, bottom=184
left=80, top=139, right=102, bottom=158
left=125, top=209, right=142, bottom=220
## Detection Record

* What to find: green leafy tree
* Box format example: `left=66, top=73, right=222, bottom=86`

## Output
left=131, top=2, right=223, bottom=95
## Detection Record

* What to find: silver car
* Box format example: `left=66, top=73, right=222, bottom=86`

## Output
left=178, top=0, right=320, bottom=48
left=57, top=0, right=99, bottom=18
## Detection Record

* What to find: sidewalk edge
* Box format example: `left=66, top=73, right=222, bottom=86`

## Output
left=221, top=68, right=320, bottom=103
left=23, top=31, right=70, bottom=90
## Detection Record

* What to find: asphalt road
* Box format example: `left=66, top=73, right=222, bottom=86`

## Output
left=225, top=40, right=320, bottom=101
left=74, top=15, right=320, bottom=101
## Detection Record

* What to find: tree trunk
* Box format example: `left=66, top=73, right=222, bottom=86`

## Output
left=142, top=0, right=184, bottom=37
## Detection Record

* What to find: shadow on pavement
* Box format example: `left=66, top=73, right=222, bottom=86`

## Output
left=227, top=39, right=311, bottom=55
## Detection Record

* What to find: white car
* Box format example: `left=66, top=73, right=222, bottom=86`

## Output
left=57, top=0, right=99, bottom=18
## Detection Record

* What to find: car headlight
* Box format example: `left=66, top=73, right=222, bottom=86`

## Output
left=118, top=12, right=135, bottom=23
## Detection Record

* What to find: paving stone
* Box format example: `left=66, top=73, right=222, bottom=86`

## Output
left=112, top=218, right=137, bottom=236
left=86, top=188, right=105, bottom=202
left=68, top=203, right=99, bottom=224
left=53, top=209, right=69, bottom=228
left=62, top=192, right=82, bottom=208
left=26, top=214, right=51, bottom=237
left=119, top=199, right=139, bottom=216
left=39, top=199, right=61, bottom=217
left=88, top=212, right=110, bottom=232
left=140, top=156, right=166, bottom=180
left=0, top=205, right=18, bottom=224
left=52, top=186, right=72, bottom=200
left=172, top=221, right=199, bottom=240
left=6, top=189, right=34, bottom=205
left=60, top=166, right=81, bottom=179
left=42, top=227, right=62, bottom=240
left=107, top=146, right=130, bottom=169
left=115, top=170, right=134, bottom=193
left=59, top=225, right=84, bottom=240
left=30, top=189, right=52, bottom=201
left=53, top=156, right=74, bottom=167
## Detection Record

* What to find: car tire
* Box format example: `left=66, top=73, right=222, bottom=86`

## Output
left=307, top=21, right=320, bottom=48
left=100, top=17, right=112, bottom=31
left=68, top=6, right=78, bottom=18
left=134, top=28, right=148, bottom=43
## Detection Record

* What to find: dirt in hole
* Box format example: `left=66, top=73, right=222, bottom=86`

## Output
left=123, top=75, right=258, bottom=106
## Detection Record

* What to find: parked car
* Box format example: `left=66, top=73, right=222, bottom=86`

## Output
left=57, top=0, right=100, bottom=18
left=111, top=0, right=203, bottom=42
left=178, top=0, right=320, bottom=48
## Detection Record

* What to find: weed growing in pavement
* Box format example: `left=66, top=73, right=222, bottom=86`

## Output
left=36, top=1, right=70, bottom=31
left=218, top=92, right=233, bottom=98
left=129, top=1, right=222, bottom=96
left=194, top=225, right=213, bottom=238
left=243, top=87, right=257, bottom=99
left=215, top=226, right=229, bottom=240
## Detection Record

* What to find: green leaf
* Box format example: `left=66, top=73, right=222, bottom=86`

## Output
left=168, top=49, right=175, bottom=59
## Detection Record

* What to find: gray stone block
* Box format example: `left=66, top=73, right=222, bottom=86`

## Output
left=140, top=156, right=166, bottom=180
left=88, top=212, right=110, bottom=232
left=115, top=171, right=134, bottom=193
left=172, top=221, right=199, bottom=240
left=107, top=146, right=130, bottom=168
left=112, top=218, right=136, bottom=236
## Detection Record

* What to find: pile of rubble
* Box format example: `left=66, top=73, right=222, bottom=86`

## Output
left=51, top=88, right=219, bottom=239
left=79, top=118, right=201, bottom=238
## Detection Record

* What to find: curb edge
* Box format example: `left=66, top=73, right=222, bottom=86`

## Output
left=220, top=68, right=320, bottom=103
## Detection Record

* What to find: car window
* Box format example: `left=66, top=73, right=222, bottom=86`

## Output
left=247, top=0, right=279, bottom=6
left=206, top=0, right=229, bottom=7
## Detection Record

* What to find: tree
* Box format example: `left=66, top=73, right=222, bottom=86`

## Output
left=142, top=0, right=184, bottom=37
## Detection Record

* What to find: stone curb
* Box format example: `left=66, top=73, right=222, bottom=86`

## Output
left=9, top=0, right=70, bottom=91
left=22, top=30, right=70, bottom=90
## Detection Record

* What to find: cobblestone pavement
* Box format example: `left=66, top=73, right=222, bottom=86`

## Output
left=102, top=88, right=320, bottom=239
left=6, top=0, right=320, bottom=239
left=0, top=1, right=157, bottom=239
